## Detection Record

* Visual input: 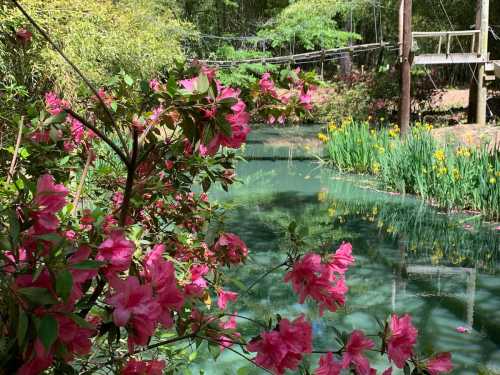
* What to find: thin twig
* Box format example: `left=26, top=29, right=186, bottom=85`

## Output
left=65, top=108, right=129, bottom=166
left=72, top=149, right=95, bottom=215
left=6, top=116, right=24, bottom=184
left=245, top=261, right=288, bottom=294
left=120, top=128, right=139, bottom=226
left=195, top=335, right=274, bottom=375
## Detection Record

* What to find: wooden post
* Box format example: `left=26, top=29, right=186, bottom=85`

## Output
left=468, top=0, right=481, bottom=123
left=476, top=0, right=489, bottom=126
left=399, top=0, right=412, bottom=137
left=398, top=0, right=404, bottom=59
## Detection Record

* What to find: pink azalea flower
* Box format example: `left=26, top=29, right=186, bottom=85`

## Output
left=179, top=77, right=198, bottom=91
left=201, top=66, right=217, bottom=82
left=426, top=353, right=453, bottom=375
left=121, top=359, right=165, bottom=375
left=34, top=174, right=68, bottom=213
left=94, top=88, right=113, bottom=107
left=277, top=115, right=286, bottom=125
left=149, top=79, right=161, bottom=92
left=382, top=368, right=393, bottom=375
left=247, top=315, right=312, bottom=375
left=44, top=92, right=70, bottom=116
left=327, top=242, right=355, bottom=275
left=342, top=330, right=375, bottom=375
left=259, top=73, right=278, bottom=97
left=55, top=314, right=94, bottom=359
left=213, top=233, right=249, bottom=265
left=184, top=264, right=209, bottom=297
left=17, top=339, right=53, bottom=375
left=284, top=252, right=348, bottom=315
left=96, top=231, right=135, bottom=275
left=143, top=245, right=184, bottom=327
left=217, top=290, right=238, bottom=310
left=31, top=174, right=68, bottom=233
left=68, top=116, right=85, bottom=144
left=299, top=89, right=313, bottom=110
left=107, top=276, right=161, bottom=351
left=267, top=115, right=276, bottom=125
left=30, top=130, right=51, bottom=143
left=455, top=326, right=470, bottom=334
left=386, top=314, right=418, bottom=368
left=315, top=352, right=343, bottom=375
left=219, top=313, right=241, bottom=350
left=16, top=27, right=33, bottom=44
left=149, top=105, right=164, bottom=124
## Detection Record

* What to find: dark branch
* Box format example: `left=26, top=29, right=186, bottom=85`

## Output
left=65, top=108, right=129, bottom=167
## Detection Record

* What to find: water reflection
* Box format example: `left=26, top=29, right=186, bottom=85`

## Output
left=199, top=160, right=500, bottom=374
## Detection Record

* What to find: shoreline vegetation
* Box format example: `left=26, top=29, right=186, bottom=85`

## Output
left=317, top=119, right=500, bottom=221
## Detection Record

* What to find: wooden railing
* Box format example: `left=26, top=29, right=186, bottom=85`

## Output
left=411, top=30, right=486, bottom=65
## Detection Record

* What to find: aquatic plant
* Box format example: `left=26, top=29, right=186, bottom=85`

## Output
left=323, top=119, right=500, bottom=220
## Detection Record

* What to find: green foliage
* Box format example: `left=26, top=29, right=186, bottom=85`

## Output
left=323, top=120, right=500, bottom=219
left=257, top=0, right=360, bottom=51
left=212, top=45, right=277, bottom=88
left=1, top=0, right=192, bottom=99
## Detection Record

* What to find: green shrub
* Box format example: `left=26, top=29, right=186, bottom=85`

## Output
left=1, top=0, right=191, bottom=99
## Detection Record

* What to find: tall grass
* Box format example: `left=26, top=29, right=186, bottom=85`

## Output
left=321, top=120, right=500, bottom=220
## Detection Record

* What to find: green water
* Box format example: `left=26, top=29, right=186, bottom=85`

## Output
left=192, top=129, right=500, bottom=375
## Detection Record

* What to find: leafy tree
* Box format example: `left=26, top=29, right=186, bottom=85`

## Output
left=257, top=0, right=360, bottom=51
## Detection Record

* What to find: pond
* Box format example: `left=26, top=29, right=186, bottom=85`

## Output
left=192, top=127, right=500, bottom=375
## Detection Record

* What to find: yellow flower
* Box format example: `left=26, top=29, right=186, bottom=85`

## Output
left=431, top=247, right=443, bottom=265
left=380, top=117, right=385, bottom=122
left=317, top=190, right=328, bottom=202
left=452, top=168, right=460, bottom=180
left=328, top=208, right=336, bottom=217
left=368, top=115, right=373, bottom=121
left=372, top=162, right=381, bottom=174
left=370, top=129, right=376, bottom=136
left=328, top=123, right=337, bottom=132
left=489, top=177, right=496, bottom=185
left=433, top=149, right=445, bottom=162
left=456, top=147, right=471, bottom=158
left=317, top=133, right=329, bottom=142
left=437, top=166, right=448, bottom=176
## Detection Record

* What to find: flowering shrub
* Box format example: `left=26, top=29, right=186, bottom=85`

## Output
left=0, top=56, right=453, bottom=374
left=251, top=68, right=317, bottom=125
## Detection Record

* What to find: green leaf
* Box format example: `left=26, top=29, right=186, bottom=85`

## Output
left=55, top=270, right=73, bottom=302
left=69, top=313, right=94, bottom=329
left=44, top=112, right=68, bottom=125
left=123, top=74, right=134, bottom=86
left=110, top=101, right=118, bottom=112
left=404, top=362, right=411, bottom=375
left=17, top=309, right=28, bottom=346
left=237, top=367, right=250, bottom=375
left=59, top=155, right=70, bottom=166
left=71, top=260, right=104, bottom=270
left=38, top=315, right=58, bottom=350
left=18, top=287, right=58, bottom=305
left=8, top=209, right=20, bottom=248
left=196, top=73, right=210, bottom=94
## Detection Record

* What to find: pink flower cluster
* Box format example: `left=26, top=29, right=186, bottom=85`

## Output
left=178, top=70, right=250, bottom=156
left=247, top=315, right=312, bottom=375
left=121, top=359, right=165, bottom=375
left=38, top=92, right=95, bottom=150
left=107, top=244, right=184, bottom=351
left=284, top=242, right=354, bottom=315
left=213, top=232, right=249, bottom=265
